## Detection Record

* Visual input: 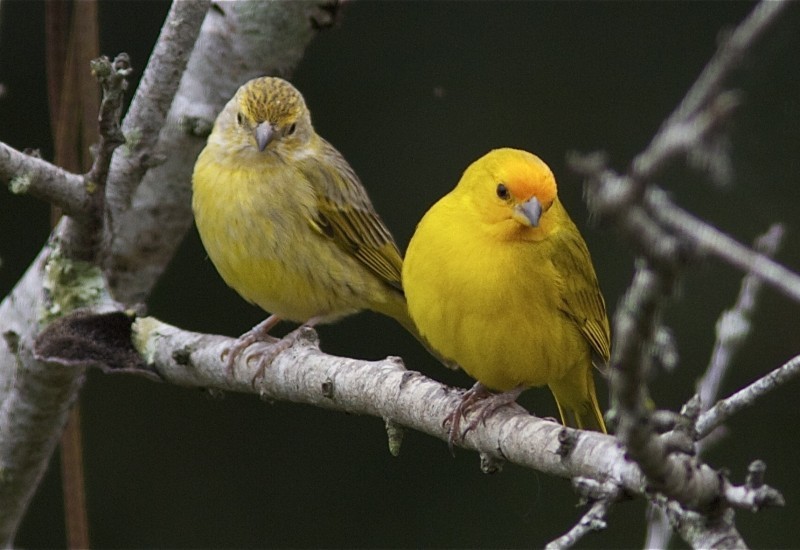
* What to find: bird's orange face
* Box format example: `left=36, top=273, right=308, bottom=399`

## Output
left=460, top=149, right=558, bottom=235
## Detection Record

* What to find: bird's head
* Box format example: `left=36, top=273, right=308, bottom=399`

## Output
left=457, top=148, right=558, bottom=237
left=222, top=76, right=313, bottom=154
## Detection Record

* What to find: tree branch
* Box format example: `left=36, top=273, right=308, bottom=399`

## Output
left=646, top=223, right=785, bottom=548
left=0, top=142, right=88, bottom=216
left=0, top=2, right=338, bottom=544
left=632, top=0, right=790, bottom=184
left=57, top=53, right=132, bottom=263
left=696, top=353, right=800, bottom=439
left=659, top=498, right=747, bottom=550
left=25, top=313, right=763, bottom=523
left=105, top=0, right=210, bottom=215
left=570, top=4, right=798, bottom=547
left=0, top=243, right=117, bottom=545
left=85, top=53, right=131, bottom=195
left=545, top=478, right=621, bottom=549
left=697, top=224, right=785, bottom=414
left=645, top=189, right=800, bottom=305
left=128, top=317, right=647, bottom=489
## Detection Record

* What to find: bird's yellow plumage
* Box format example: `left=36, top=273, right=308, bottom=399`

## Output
left=192, top=77, right=420, bottom=362
left=403, top=148, right=609, bottom=432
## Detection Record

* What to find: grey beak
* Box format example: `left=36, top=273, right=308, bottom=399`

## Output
left=518, top=196, right=543, bottom=227
left=254, top=122, right=275, bottom=152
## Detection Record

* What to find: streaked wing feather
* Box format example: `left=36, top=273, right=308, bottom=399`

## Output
left=297, top=139, right=404, bottom=291
left=551, top=224, right=611, bottom=364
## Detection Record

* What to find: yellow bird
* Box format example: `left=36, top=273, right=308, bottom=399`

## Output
left=403, top=148, right=609, bottom=435
left=192, top=77, right=421, bottom=371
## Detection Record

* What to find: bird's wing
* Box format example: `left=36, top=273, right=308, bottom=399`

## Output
left=551, top=224, right=611, bottom=365
left=296, top=139, right=404, bottom=292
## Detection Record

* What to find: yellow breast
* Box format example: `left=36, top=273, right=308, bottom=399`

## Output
left=192, top=145, right=381, bottom=323
left=404, top=197, right=590, bottom=392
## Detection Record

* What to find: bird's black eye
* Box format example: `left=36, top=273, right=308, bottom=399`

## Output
left=236, top=112, right=245, bottom=126
left=286, top=122, right=297, bottom=135
left=496, top=183, right=510, bottom=200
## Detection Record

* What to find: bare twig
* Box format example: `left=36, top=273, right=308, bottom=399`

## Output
left=659, top=498, right=747, bottom=550
left=545, top=499, right=614, bottom=550
left=85, top=54, right=131, bottom=192
left=632, top=0, right=790, bottom=184
left=697, top=224, right=785, bottom=422
left=105, top=0, right=210, bottom=213
left=645, top=189, right=800, bottom=305
left=649, top=224, right=785, bottom=548
left=696, top=353, right=800, bottom=439
left=56, top=54, right=131, bottom=263
left=723, top=460, right=785, bottom=511
left=574, top=160, right=800, bottom=306
left=545, top=479, right=621, bottom=549
left=607, top=264, right=730, bottom=513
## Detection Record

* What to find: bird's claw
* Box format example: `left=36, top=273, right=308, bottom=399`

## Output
left=444, top=383, right=523, bottom=452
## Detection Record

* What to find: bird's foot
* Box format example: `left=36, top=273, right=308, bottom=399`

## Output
left=222, top=314, right=282, bottom=377
left=247, top=317, right=323, bottom=387
left=444, top=383, right=524, bottom=451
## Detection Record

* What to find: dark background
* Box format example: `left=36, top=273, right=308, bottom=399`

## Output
left=2, top=1, right=799, bottom=547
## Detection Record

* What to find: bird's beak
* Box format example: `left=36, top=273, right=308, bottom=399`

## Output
left=254, top=122, right=275, bottom=152
left=513, top=196, right=543, bottom=228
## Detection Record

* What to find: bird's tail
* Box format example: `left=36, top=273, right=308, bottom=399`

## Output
left=548, top=366, right=607, bottom=433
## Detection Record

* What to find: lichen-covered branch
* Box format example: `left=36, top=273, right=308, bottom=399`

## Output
left=0, top=2, right=337, bottom=545
left=0, top=141, right=88, bottom=216
left=0, top=242, right=117, bottom=546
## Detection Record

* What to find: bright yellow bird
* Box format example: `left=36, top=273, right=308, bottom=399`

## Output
left=192, top=77, right=422, bottom=370
left=403, top=148, right=609, bottom=434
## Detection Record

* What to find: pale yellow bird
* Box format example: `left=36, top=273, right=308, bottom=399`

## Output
left=192, top=77, right=425, bottom=374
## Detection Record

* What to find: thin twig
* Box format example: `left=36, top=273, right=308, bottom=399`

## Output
left=645, top=189, right=800, bottom=305
left=647, top=224, right=785, bottom=549
left=697, top=224, right=785, bottom=419
left=57, top=53, right=131, bottom=262
left=106, top=0, right=210, bottom=212
left=697, top=353, right=800, bottom=439
left=545, top=479, right=620, bottom=549
left=545, top=499, right=614, bottom=550
left=85, top=53, right=131, bottom=192
left=632, top=0, right=790, bottom=184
